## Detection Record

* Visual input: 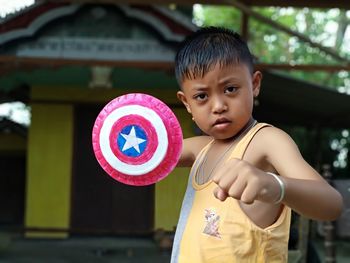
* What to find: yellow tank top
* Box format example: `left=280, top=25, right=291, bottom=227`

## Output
left=175, top=123, right=291, bottom=263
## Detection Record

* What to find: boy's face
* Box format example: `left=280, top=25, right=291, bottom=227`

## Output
left=177, top=63, right=262, bottom=140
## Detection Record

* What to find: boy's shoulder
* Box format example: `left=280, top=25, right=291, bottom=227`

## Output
left=249, top=124, right=298, bottom=156
left=242, top=125, right=299, bottom=171
left=254, top=124, right=293, bottom=143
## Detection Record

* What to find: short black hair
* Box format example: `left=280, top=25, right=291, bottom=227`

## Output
left=175, top=27, right=254, bottom=84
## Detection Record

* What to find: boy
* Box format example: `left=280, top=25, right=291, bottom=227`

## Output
left=171, top=27, right=343, bottom=262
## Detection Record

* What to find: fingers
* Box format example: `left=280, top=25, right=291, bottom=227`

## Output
left=227, top=176, right=247, bottom=201
left=214, top=177, right=252, bottom=204
left=213, top=187, right=229, bottom=201
left=212, top=158, right=239, bottom=184
left=240, top=181, right=259, bottom=204
left=212, top=158, right=260, bottom=204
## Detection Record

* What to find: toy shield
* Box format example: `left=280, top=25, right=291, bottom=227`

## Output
left=92, top=93, right=183, bottom=186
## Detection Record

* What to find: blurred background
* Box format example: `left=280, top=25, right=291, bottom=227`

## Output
left=0, top=0, right=350, bottom=262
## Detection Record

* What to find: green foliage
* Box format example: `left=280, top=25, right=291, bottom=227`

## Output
left=193, top=5, right=241, bottom=30
left=193, top=6, right=349, bottom=92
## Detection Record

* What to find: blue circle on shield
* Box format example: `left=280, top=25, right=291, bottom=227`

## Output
left=117, top=125, right=147, bottom=157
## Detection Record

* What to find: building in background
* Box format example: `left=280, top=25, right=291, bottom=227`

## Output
left=1, top=2, right=350, bottom=244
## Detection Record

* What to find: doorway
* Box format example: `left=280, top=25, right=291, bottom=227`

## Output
left=70, top=104, right=154, bottom=235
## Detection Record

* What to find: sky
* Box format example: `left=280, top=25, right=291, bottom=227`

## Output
left=0, top=0, right=35, bottom=18
left=0, top=102, right=30, bottom=126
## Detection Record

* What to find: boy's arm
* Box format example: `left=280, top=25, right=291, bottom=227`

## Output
left=177, top=136, right=212, bottom=167
left=262, top=127, right=343, bottom=221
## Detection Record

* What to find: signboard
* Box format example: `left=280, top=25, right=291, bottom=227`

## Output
left=16, top=37, right=176, bottom=62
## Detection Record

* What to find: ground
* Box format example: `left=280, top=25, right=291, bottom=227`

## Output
left=0, top=233, right=170, bottom=263
left=1, top=231, right=350, bottom=263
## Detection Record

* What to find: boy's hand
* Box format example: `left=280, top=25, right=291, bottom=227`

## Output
left=212, top=158, right=282, bottom=204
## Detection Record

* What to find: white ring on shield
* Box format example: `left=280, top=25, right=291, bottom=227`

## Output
left=99, top=105, right=168, bottom=176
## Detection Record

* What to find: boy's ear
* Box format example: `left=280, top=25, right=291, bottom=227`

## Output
left=252, top=71, right=262, bottom=97
left=177, top=91, right=192, bottom=114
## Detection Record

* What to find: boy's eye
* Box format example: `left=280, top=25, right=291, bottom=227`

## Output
left=194, top=93, right=207, bottom=101
left=225, top=86, right=238, bottom=93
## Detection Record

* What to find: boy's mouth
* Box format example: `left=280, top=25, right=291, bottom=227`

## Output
left=213, top=117, right=231, bottom=126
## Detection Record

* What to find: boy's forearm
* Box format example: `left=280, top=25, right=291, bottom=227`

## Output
left=282, top=177, right=343, bottom=221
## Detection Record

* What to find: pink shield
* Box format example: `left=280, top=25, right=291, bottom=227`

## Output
left=92, top=93, right=183, bottom=186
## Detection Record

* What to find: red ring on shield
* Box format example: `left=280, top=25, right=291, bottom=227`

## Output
left=92, top=93, right=183, bottom=186
left=109, top=114, right=157, bottom=165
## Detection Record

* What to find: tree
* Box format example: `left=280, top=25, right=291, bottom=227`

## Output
left=193, top=5, right=350, bottom=93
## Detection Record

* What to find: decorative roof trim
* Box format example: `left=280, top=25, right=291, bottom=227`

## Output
left=0, top=3, right=197, bottom=46
left=0, top=4, right=81, bottom=45
left=118, top=5, right=187, bottom=42
left=152, top=5, right=197, bottom=32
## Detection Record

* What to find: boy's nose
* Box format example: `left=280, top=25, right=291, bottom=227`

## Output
left=212, top=97, right=227, bottom=114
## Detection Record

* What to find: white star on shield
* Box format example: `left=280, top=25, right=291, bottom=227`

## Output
left=120, top=126, right=146, bottom=153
